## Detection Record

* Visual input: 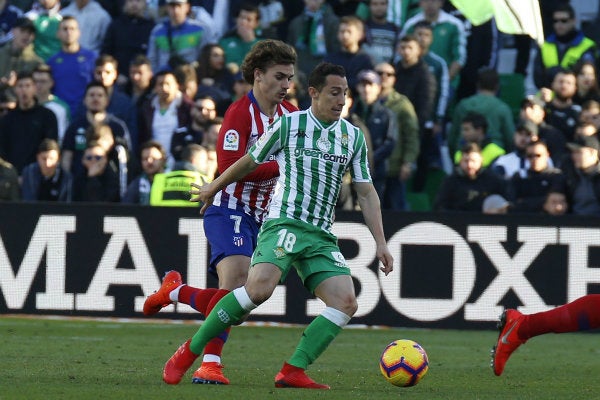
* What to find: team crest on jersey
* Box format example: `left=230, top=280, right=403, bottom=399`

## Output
left=273, top=247, right=286, bottom=259
left=223, top=129, right=239, bottom=151
left=317, top=137, right=331, bottom=152
left=341, top=133, right=348, bottom=146
left=233, top=236, right=244, bottom=247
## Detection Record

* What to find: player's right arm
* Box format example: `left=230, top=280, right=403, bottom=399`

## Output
left=191, top=153, right=259, bottom=212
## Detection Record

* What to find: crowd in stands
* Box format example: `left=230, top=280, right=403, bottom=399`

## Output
left=1, top=0, right=600, bottom=217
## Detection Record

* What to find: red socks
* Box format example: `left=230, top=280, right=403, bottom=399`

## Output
left=178, top=286, right=219, bottom=314
left=519, top=294, right=600, bottom=340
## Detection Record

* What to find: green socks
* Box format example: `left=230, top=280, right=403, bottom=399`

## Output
left=189, top=292, right=247, bottom=354
left=288, top=315, right=342, bottom=369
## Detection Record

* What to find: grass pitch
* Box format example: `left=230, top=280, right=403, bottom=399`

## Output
left=0, top=316, right=598, bottom=400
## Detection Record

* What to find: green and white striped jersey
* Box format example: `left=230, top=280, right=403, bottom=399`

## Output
left=249, top=107, right=371, bottom=232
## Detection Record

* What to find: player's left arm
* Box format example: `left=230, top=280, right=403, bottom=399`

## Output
left=354, top=181, right=394, bottom=276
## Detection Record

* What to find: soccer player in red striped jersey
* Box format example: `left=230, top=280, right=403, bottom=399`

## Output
left=143, top=39, right=298, bottom=385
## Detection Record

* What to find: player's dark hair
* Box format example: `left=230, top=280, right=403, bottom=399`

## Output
left=309, top=62, right=346, bottom=92
left=241, top=39, right=297, bottom=85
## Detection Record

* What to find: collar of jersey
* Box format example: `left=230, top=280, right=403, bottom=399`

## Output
left=307, top=107, right=339, bottom=132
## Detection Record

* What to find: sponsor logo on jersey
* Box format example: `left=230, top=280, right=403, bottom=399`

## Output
left=295, top=129, right=306, bottom=138
left=223, top=129, right=240, bottom=151
left=293, top=148, right=348, bottom=164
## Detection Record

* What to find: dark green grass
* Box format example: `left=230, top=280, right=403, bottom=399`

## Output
left=0, top=316, right=598, bottom=400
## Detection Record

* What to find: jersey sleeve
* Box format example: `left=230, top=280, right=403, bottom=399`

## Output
left=350, top=127, right=372, bottom=183
left=249, top=115, right=284, bottom=163
left=216, top=102, right=279, bottom=182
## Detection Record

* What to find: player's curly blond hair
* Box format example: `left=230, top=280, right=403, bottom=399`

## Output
left=240, top=39, right=297, bottom=85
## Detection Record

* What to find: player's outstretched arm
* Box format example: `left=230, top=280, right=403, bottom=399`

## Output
left=354, top=181, right=394, bottom=275
left=190, top=153, right=259, bottom=213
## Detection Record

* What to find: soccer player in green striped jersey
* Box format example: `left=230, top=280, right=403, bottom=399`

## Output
left=166, top=62, right=394, bottom=389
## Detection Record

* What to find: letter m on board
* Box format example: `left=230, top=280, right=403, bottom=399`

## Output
left=0, top=216, right=75, bottom=310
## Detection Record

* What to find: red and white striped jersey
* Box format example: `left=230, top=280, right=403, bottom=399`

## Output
left=213, top=91, right=298, bottom=224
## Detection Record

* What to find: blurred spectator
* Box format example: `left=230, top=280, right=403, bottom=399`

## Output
left=231, top=70, right=251, bottom=101
left=60, top=0, right=111, bottom=53
left=362, top=0, right=400, bottom=65
left=542, top=190, right=568, bottom=215
left=86, top=122, right=137, bottom=198
left=324, top=16, right=374, bottom=92
left=572, top=60, right=600, bottom=106
left=0, top=84, right=17, bottom=116
left=201, top=115, right=221, bottom=149
left=91, top=54, right=137, bottom=146
left=574, top=120, right=597, bottom=139
left=414, top=20, right=448, bottom=133
left=101, top=0, right=155, bottom=80
left=453, top=111, right=505, bottom=167
left=434, top=142, right=507, bottom=212
left=33, top=63, right=70, bottom=144
left=21, top=138, right=72, bottom=201
left=444, top=3, right=497, bottom=101
left=376, top=62, right=420, bottom=210
left=122, top=54, right=154, bottom=107
left=61, top=81, right=131, bottom=177
left=137, top=69, right=193, bottom=165
left=337, top=89, right=372, bottom=210
left=401, top=0, right=466, bottom=86
left=0, top=17, right=43, bottom=85
left=147, top=0, right=212, bottom=73
left=492, top=120, right=539, bottom=180
left=544, top=69, right=580, bottom=142
left=394, top=33, right=435, bottom=192
left=507, top=139, right=566, bottom=213
left=353, top=69, right=397, bottom=201
left=72, top=140, right=120, bottom=202
left=219, top=2, right=261, bottom=70
left=189, top=0, right=229, bottom=41
left=520, top=95, right=567, bottom=167
left=25, top=0, right=62, bottom=61
left=393, top=34, right=434, bottom=129
left=173, top=62, right=198, bottom=101
left=122, top=140, right=167, bottom=205
left=47, top=16, right=97, bottom=115
left=258, top=0, right=284, bottom=38
left=149, top=143, right=210, bottom=206
left=0, top=71, right=57, bottom=174
left=287, top=0, right=339, bottom=79
left=0, top=155, right=19, bottom=201
left=482, top=194, right=510, bottom=214
left=355, top=0, right=420, bottom=27
left=580, top=99, right=600, bottom=127
left=449, top=68, right=514, bottom=157
left=188, top=2, right=220, bottom=43
left=562, top=135, right=600, bottom=215
left=195, top=43, right=235, bottom=113
left=533, top=3, right=598, bottom=90
left=0, top=0, right=23, bottom=43
left=170, top=94, right=216, bottom=161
